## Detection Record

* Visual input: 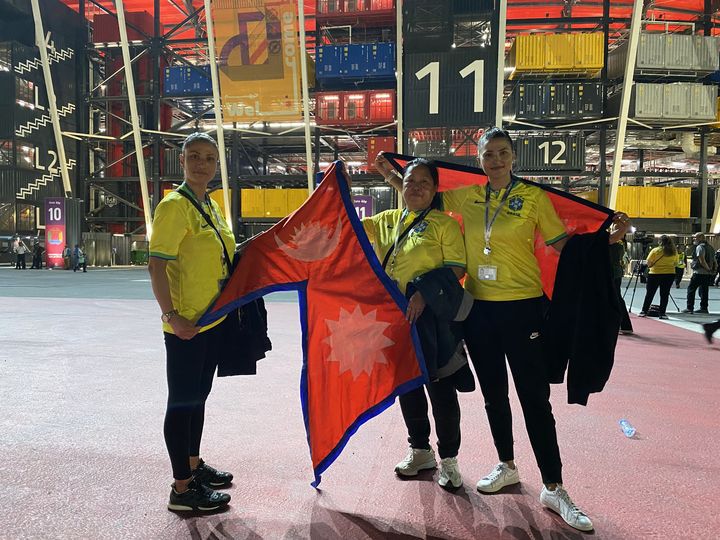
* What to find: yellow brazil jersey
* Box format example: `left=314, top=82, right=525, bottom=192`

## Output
left=362, top=208, right=466, bottom=294
left=441, top=179, right=567, bottom=301
left=149, top=183, right=236, bottom=333
left=646, top=246, right=677, bottom=275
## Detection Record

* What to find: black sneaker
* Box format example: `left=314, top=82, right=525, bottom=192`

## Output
left=696, top=309, right=709, bottom=314
left=192, top=459, right=234, bottom=488
left=167, top=478, right=230, bottom=513
left=682, top=309, right=694, bottom=314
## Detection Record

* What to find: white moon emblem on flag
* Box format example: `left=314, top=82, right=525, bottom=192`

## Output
left=275, top=218, right=342, bottom=262
left=324, top=306, right=395, bottom=379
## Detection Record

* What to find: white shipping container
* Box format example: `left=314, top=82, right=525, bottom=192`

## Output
left=635, top=83, right=664, bottom=118
left=693, top=35, right=720, bottom=71
left=665, top=35, right=694, bottom=70
left=662, top=83, right=691, bottom=119
left=636, top=34, right=665, bottom=69
left=690, top=83, right=718, bottom=120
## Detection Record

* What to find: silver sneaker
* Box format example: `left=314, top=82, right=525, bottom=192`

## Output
left=394, top=447, right=437, bottom=477
left=540, top=485, right=594, bottom=532
left=438, top=457, right=462, bottom=489
left=476, top=462, right=520, bottom=493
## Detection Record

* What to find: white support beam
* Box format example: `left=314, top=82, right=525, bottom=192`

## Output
left=396, top=0, right=404, bottom=154
left=115, top=0, right=154, bottom=238
left=298, top=0, right=314, bottom=193
left=710, top=185, right=720, bottom=234
left=495, top=0, right=508, bottom=128
left=30, top=0, right=73, bottom=197
left=204, top=0, right=232, bottom=229
left=608, top=0, right=644, bottom=209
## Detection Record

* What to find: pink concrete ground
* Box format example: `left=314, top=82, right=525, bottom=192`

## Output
left=1, top=295, right=719, bottom=539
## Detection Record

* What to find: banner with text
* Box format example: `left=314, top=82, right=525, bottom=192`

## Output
left=212, top=0, right=302, bottom=122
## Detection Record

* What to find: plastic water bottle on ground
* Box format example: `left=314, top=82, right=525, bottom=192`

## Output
left=619, top=419, right=636, bottom=438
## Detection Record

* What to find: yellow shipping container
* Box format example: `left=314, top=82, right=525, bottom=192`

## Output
left=241, top=189, right=265, bottom=218
left=511, top=34, right=545, bottom=72
left=664, top=187, right=691, bottom=218
left=576, top=190, right=599, bottom=204
left=209, top=189, right=233, bottom=216
left=714, top=96, right=720, bottom=128
left=544, top=34, right=575, bottom=71
left=615, top=186, right=641, bottom=217
left=263, top=189, right=289, bottom=218
left=637, top=186, right=665, bottom=218
left=574, top=33, right=604, bottom=71
left=286, top=189, right=309, bottom=214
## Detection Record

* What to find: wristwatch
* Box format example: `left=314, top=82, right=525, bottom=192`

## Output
left=161, top=309, right=178, bottom=323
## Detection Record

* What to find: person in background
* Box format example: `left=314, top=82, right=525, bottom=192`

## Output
left=62, top=244, right=71, bottom=270
left=31, top=240, right=43, bottom=269
left=376, top=128, right=630, bottom=533
left=14, top=238, right=28, bottom=269
left=148, top=132, right=234, bottom=513
left=675, top=248, right=686, bottom=289
left=714, top=248, right=720, bottom=286
left=683, top=232, right=716, bottom=315
left=609, top=238, right=633, bottom=334
left=348, top=159, right=470, bottom=491
left=639, top=235, right=677, bottom=319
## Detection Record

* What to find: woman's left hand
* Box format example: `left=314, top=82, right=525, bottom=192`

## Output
left=405, top=291, right=426, bottom=323
left=612, top=212, right=631, bottom=232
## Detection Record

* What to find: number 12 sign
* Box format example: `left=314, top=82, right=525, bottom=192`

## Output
left=404, top=48, right=497, bottom=129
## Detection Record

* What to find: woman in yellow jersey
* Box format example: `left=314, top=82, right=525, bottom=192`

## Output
left=376, top=128, right=630, bottom=532
left=639, top=235, right=678, bottom=319
left=148, top=132, right=234, bottom=513
left=351, top=158, right=468, bottom=490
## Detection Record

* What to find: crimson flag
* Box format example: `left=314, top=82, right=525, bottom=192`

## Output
left=383, top=154, right=614, bottom=298
left=198, top=162, right=427, bottom=486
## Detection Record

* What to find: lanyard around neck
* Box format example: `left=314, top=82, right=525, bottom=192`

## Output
left=484, top=180, right=515, bottom=256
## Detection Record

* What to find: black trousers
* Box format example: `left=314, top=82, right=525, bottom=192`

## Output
left=163, top=318, right=224, bottom=480
left=613, top=277, right=633, bottom=332
left=399, top=377, right=460, bottom=459
left=675, top=268, right=684, bottom=287
left=641, top=274, right=675, bottom=315
left=15, top=254, right=26, bottom=269
left=463, top=297, right=562, bottom=485
left=687, top=273, right=712, bottom=311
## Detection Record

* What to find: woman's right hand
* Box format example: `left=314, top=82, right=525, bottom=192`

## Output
left=169, top=315, right=199, bottom=340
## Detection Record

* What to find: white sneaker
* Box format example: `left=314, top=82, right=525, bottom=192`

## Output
left=540, top=485, right=594, bottom=532
left=438, top=457, right=462, bottom=489
left=394, top=447, right=437, bottom=477
left=476, top=462, right=520, bottom=493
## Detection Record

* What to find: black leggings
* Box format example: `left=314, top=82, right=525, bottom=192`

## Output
left=399, top=377, right=461, bottom=459
left=463, top=297, right=562, bottom=485
left=641, top=273, right=675, bottom=315
left=163, top=319, right=224, bottom=480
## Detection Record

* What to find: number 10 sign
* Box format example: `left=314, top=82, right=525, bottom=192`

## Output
left=404, top=48, right=497, bottom=129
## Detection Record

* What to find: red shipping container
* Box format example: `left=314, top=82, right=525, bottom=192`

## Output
left=367, top=136, right=395, bottom=169
left=316, top=93, right=343, bottom=125
left=93, top=11, right=153, bottom=43
left=342, top=92, right=369, bottom=125
left=368, top=90, right=396, bottom=123
left=370, top=0, right=395, bottom=10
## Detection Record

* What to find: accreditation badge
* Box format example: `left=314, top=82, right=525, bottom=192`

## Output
left=478, top=265, right=497, bottom=281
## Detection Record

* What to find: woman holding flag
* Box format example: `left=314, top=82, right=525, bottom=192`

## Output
left=345, top=158, right=472, bottom=491
left=377, top=128, right=630, bottom=532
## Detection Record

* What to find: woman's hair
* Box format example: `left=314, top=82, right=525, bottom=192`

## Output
left=182, top=131, right=219, bottom=153
left=660, top=235, right=677, bottom=257
left=404, top=158, right=439, bottom=188
left=477, top=127, right=515, bottom=155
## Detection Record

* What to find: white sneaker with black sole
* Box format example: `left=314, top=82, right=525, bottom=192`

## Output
left=438, top=457, right=462, bottom=489
left=540, top=485, right=594, bottom=532
left=394, top=447, right=437, bottom=477
left=476, top=462, right=520, bottom=493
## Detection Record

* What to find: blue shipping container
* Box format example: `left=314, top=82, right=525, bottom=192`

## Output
left=163, top=65, right=211, bottom=96
left=316, top=45, right=343, bottom=80
left=341, top=44, right=367, bottom=77
left=367, top=42, right=395, bottom=78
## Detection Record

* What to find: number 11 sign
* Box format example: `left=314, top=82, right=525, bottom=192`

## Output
left=404, top=48, right=497, bottom=129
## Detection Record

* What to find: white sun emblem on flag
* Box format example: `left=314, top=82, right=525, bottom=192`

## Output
left=275, top=218, right=342, bottom=262
left=323, top=306, right=395, bottom=379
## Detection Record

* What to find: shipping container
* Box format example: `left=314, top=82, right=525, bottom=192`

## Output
left=515, top=134, right=585, bottom=172
left=574, top=33, right=604, bottom=71
left=510, top=83, right=547, bottom=119
left=264, top=189, right=288, bottom=218
left=508, top=34, right=545, bottom=73
left=694, top=35, right=720, bottom=71
left=343, top=92, right=369, bottom=123
left=367, top=136, right=395, bottom=169
left=662, top=83, right=691, bottom=119
left=287, top=189, right=309, bottom=213
left=637, top=33, right=666, bottom=70
left=664, top=34, right=694, bottom=70
left=575, top=190, right=599, bottom=204
left=690, top=83, right=717, bottom=120
left=367, top=42, right=395, bottom=78
left=340, top=44, right=367, bottom=78
left=241, top=189, right=264, bottom=218
left=634, top=83, right=664, bottom=119
left=544, top=34, right=574, bottom=71
left=163, top=65, right=211, bottom=97
left=316, top=45, right=343, bottom=80
left=664, top=187, right=691, bottom=218
left=615, top=186, right=641, bottom=218
left=508, top=82, right=603, bottom=121
left=547, top=83, right=572, bottom=119
left=637, top=186, right=666, bottom=218
left=368, top=90, right=395, bottom=123
left=92, top=11, right=153, bottom=42
left=315, top=93, right=343, bottom=124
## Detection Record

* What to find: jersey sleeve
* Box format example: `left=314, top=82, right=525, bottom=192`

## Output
left=440, top=217, right=466, bottom=268
left=361, top=216, right=377, bottom=244
left=536, top=190, right=568, bottom=245
left=149, top=198, right=189, bottom=260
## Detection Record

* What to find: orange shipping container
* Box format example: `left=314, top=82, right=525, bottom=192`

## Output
left=367, top=136, right=395, bottom=169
